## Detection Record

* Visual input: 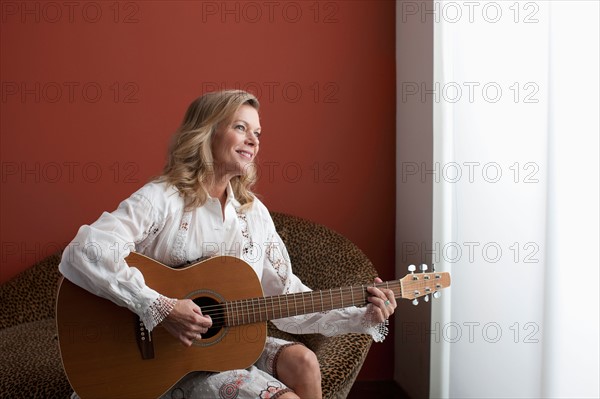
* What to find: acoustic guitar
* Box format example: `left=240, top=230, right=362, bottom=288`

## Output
left=56, top=252, right=450, bottom=398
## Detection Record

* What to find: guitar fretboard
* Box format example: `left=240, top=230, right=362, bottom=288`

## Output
left=224, top=281, right=402, bottom=327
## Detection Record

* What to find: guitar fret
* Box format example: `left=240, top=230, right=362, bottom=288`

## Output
left=264, top=297, right=268, bottom=321
left=240, top=300, right=244, bottom=325
left=278, top=296, right=282, bottom=319
left=329, top=289, right=333, bottom=311
left=340, top=288, right=344, bottom=308
left=235, top=300, right=239, bottom=326
left=350, top=286, right=355, bottom=305
left=293, top=293, right=298, bottom=316
left=302, top=293, right=306, bottom=314
left=247, top=300, right=251, bottom=323
left=258, top=298, right=263, bottom=322
left=271, top=296, right=275, bottom=320
left=311, top=292, right=315, bottom=313
left=245, top=299, right=249, bottom=324
left=238, top=300, right=242, bottom=325
left=261, top=298, right=269, bottom=321
left=256, top=298, right=260, bottom=323
left=319, top=291, right=324, bottom=312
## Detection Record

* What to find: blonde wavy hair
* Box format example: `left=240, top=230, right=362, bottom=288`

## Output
left=159, top=90, right=260, bottom=211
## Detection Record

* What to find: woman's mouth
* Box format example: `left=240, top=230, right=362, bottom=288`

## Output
left=236, top=150, right=253, bottom=160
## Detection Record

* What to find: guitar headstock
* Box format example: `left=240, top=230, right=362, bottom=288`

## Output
left=399, top=264, right=451, bottom=305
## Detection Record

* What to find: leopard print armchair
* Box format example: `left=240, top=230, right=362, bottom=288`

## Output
left=0, top=212, right=375, bottom=399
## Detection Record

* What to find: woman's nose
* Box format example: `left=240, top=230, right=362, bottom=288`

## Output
left=245, top=132, right=258, bottom=146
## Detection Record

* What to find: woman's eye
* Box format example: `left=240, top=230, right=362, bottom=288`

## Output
left=254, top=132, right=261, bottom=139
left=235, top=124, right=246, bottom=131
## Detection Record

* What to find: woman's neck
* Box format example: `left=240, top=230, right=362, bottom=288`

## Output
left=207, top=179, right=229, bottom=219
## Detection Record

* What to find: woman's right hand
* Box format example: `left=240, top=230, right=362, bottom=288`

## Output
left=161, top=299, right=212, bottom=346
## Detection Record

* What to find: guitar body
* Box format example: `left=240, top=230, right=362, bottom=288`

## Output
left=56, top=253, right=267, bottom=399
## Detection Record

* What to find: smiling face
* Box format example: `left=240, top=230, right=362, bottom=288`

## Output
left=211, top=104, right=261, bottom=183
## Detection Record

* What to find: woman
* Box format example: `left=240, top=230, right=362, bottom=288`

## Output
left=59, top=90, right=396, bottom=399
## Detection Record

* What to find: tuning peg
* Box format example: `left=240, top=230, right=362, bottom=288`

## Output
left=412, top=298, right=419, bottom=306
left=433, top=291, right=441, bottom=299
left=423, top=294, right=430, bottom=302
left=419, top=264, right=428, bottom=272
left=408, top=264, right=416, bottom=274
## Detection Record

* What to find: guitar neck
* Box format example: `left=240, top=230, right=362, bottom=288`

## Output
left=224, top=281, right=401, bottom=327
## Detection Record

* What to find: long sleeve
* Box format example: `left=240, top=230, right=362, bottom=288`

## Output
left=260, top=224, right=389, bottom=342
left=59, top=183, right=174, bottom=331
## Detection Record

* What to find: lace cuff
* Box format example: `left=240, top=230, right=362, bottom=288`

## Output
left=361, top=307, right=390, bottom=343
left=140, top=295, right=177, bottom=332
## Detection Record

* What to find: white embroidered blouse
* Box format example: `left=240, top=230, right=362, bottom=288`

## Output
left=58, top=181, right=387, bottom=342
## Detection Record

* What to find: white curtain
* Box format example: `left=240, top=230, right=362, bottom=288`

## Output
left=430, top=1, right=599, bottom=398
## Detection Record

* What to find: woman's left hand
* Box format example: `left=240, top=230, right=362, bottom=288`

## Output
left=366, top=277, right=397, bottom=323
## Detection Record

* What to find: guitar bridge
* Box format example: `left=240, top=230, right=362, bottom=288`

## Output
left=136, top=317, right=155, bottom=360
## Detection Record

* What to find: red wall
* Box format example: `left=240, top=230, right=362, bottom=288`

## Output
left=0, top=1, right=395, bottom=380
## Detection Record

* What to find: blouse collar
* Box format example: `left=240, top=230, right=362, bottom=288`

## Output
left=225, top=182, right=241, bottom=209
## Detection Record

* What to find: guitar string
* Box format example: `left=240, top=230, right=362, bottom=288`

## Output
left=196, top=283, right=399, bottom=314
left=200, top=286, right=385, bottom=326
left=201, top=292, right=396, bottom=326
left=194, top=279, right=445, bottom=326
left=195, top=276, right=442, bottom=314
left=195, top=278, right=441, bottom=316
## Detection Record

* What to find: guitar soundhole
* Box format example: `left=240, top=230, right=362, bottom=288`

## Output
left=192, top=296, right=225, bottom=339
